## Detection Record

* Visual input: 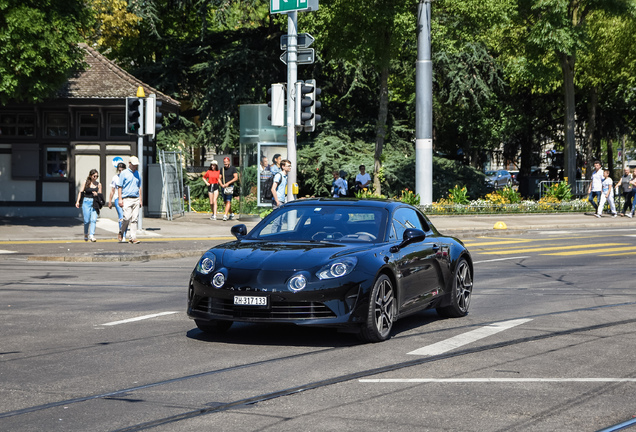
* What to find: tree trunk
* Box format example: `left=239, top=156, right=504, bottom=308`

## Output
left=559, top=52, right=577, bottom=187
left=373, top=65, right=390, bottom=195
left=585, top=87, right=598, bottom=179
left=607, top=138, right=614, bottom=175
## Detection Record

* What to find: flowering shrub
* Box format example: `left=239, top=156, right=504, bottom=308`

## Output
left=398, top=188, right=420, bottom=205
left=447, top=185, right=470, bottom=204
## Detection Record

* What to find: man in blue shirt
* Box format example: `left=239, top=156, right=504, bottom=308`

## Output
left=117, top=156, right=143, bottom=243
left=271, top=159, right=291, bottom=209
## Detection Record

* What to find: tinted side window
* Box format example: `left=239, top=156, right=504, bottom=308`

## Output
left=391, top=208, right=424, bottom=240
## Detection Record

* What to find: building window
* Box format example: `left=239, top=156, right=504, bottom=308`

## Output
left=109, top=113, right=127, bottom=137
left=0, top=113, right=35, bottom=137
left=79, top=113, right=99, bottom=137
left=45, top=147, right=68, bottom=178
left=45, top=113, right=69, bottom=137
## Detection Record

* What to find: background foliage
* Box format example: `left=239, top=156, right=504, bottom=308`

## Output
left=2, top=0, right=636, bottom=200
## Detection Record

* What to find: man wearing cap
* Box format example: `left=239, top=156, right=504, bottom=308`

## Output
left=117, top=156, right=143, bottom=243
left=219, top=157, right=238, bottom=221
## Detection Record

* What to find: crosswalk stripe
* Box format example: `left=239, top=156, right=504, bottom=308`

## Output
left=479, top=243, right=628, bottom=255
left=543, top=246, right=636, bottom=256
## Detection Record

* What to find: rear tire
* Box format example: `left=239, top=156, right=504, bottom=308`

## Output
left=195, top=319, right=233, bottom=335
left=437, top=258, right=473, bottom=318
left=359, top=275, right=395, bottom=342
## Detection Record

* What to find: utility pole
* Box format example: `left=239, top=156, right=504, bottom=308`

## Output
left=415, top=0, right=433, bottom=205
left=286, top=12, right=298, bottom=204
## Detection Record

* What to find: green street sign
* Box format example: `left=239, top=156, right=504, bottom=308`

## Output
left=270, top=0, right=319, bottom=14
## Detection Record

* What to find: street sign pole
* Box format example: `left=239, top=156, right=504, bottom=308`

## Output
left=286, top=11, right=298, bottom=203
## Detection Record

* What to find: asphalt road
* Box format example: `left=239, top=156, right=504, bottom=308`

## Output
left=1, top=227, right=636, bottom=432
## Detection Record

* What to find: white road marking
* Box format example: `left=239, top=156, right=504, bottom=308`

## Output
left=100, top=311, right=178, bottom=326
left=0, top=250, right=16, bottom=254
left=473, top=256, right=529, bottom=264
left=94, top=218, right=162, bottom=237
left=360, top=378, right=636, bottom=383
left=407, top=318, right=533, bottom=356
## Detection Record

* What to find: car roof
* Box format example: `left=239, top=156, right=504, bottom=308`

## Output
left=283, top=197, right=409, bottom=211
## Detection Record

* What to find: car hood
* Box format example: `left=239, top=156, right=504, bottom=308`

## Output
left=217, top=240, right=370, bottom=271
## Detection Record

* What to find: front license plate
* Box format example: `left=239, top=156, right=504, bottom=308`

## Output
left=234, top=295, right=268, bottom=306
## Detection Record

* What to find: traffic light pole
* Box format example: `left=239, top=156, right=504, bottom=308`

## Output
left=286, top=11, right=298, bottom=203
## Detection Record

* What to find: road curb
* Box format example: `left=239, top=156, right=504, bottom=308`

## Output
left=27, top=250, right=206, bottom=263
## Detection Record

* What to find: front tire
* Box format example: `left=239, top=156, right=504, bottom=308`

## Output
left=195, top=319, right=233, bottom=335
left=359, top=275, right=395, bottom=342
left=437, top=258, right=473, bottom=318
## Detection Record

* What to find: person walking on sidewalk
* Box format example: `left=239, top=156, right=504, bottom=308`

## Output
left=202, top=160, right=220, bottom=220
left=271, top=159, right=291, bottom=209
left=588, top=160, right=603, bottom=212
left=220, top=157, right=238, bottom=221
left=616, top=166, right=634, bottom=216
left=75, top=169, right=101, bottom=242
left=108, top=162, right=127, bottom=239
left=596, top=169, right=617, bottom=218
left=117, top=156, right=142, bottom=244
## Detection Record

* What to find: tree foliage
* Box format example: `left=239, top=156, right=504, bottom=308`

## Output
left=0, top=0, right=93, bottom=104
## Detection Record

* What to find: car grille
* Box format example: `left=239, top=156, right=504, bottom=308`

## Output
left=194, top=297, right=336, bottom=320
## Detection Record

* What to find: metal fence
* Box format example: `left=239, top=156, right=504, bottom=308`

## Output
left=159, top=150, right=184, bottom=220
left=539, top=180, right=590, bottom=199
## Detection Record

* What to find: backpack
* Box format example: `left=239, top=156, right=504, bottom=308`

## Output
left=262, top=174, right=274, bottom=199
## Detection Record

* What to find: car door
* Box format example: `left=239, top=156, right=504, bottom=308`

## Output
left=389, top=207, right=443, bottom=312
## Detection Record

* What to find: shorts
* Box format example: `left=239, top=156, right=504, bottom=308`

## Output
left=223, top=193, right=233, bottom=202
left=208, top=183, right=219, bottom=193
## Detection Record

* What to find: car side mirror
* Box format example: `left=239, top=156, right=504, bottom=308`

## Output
left=231, top=224, right=247, bottom=239
left=390, top=228, right=426, bottom=253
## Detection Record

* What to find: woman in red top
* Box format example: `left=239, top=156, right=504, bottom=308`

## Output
left=202, top=160, right=220, bottom=220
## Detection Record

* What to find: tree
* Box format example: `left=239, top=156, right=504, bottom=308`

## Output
left=524, top=0, right=631, bottom=183
left=0, top=0, right=93, bottom=104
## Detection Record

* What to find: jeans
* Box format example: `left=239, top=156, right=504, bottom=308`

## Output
left=82, top=197, right=97, bottom=237
left=588, top=191, right=601, bottom=211
left=113, top=197, right=126, bottom=237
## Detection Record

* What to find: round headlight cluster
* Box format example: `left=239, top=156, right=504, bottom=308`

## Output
left=212, top=272, right=226, bottom=288
left=287, top=274, right=307, bottom=292
left=197, top=253, right=216, bottom=275
left=316, top=257, right=358, bottom=280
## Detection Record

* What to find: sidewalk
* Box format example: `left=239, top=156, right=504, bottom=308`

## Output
left=1, top=211, right=634, bottom=262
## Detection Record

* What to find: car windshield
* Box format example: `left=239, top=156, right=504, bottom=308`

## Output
left=249, top=205, right=386, bottom=243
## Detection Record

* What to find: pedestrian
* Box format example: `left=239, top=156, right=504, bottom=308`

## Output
left=270, top=153, right=281, bottom=175
left=332, top=170, right=348, bottom=198
left=117, top=156, right=142, bottom=244
left=202, top=161, right=220, bottom=220
left=259, top=155, right=274, bottom=203
left=354, top=164, right=371, bottom=193
left=616, top=166, right=633, bottom=216
left=108, top=162, right=127, bottom=239
left=271, top=159, right=291, bottom=209
left=587, top=160, right=603, bottom=212
left=596, top=169, right=617, bottom=218
left=220, top=156, right=238, bottom=221
left=75, top=169, right=101, bottom=242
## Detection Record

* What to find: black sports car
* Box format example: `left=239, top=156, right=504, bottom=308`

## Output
left=188, top=198, right=473, bottom=342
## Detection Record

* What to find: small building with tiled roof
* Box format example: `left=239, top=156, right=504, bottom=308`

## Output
left=0, top=43, right=180, bottom=217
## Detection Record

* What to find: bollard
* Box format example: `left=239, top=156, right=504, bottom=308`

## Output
left=494, top=221, right=507, bottom=230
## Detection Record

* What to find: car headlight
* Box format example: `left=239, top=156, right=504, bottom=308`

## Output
left=287, top=274, right=308, bottom=292
left=196, top=252, right=216, bottom=275
left=316, top=257, right=357, bottom=280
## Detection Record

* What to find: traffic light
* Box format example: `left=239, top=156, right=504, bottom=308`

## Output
left=126, top=97, right=143, bottom=135
left=267, top=83, right=285, bottom=127
left=294, top=79, right=321, bottom=132
left=144, top=95, right=163, bottom=140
